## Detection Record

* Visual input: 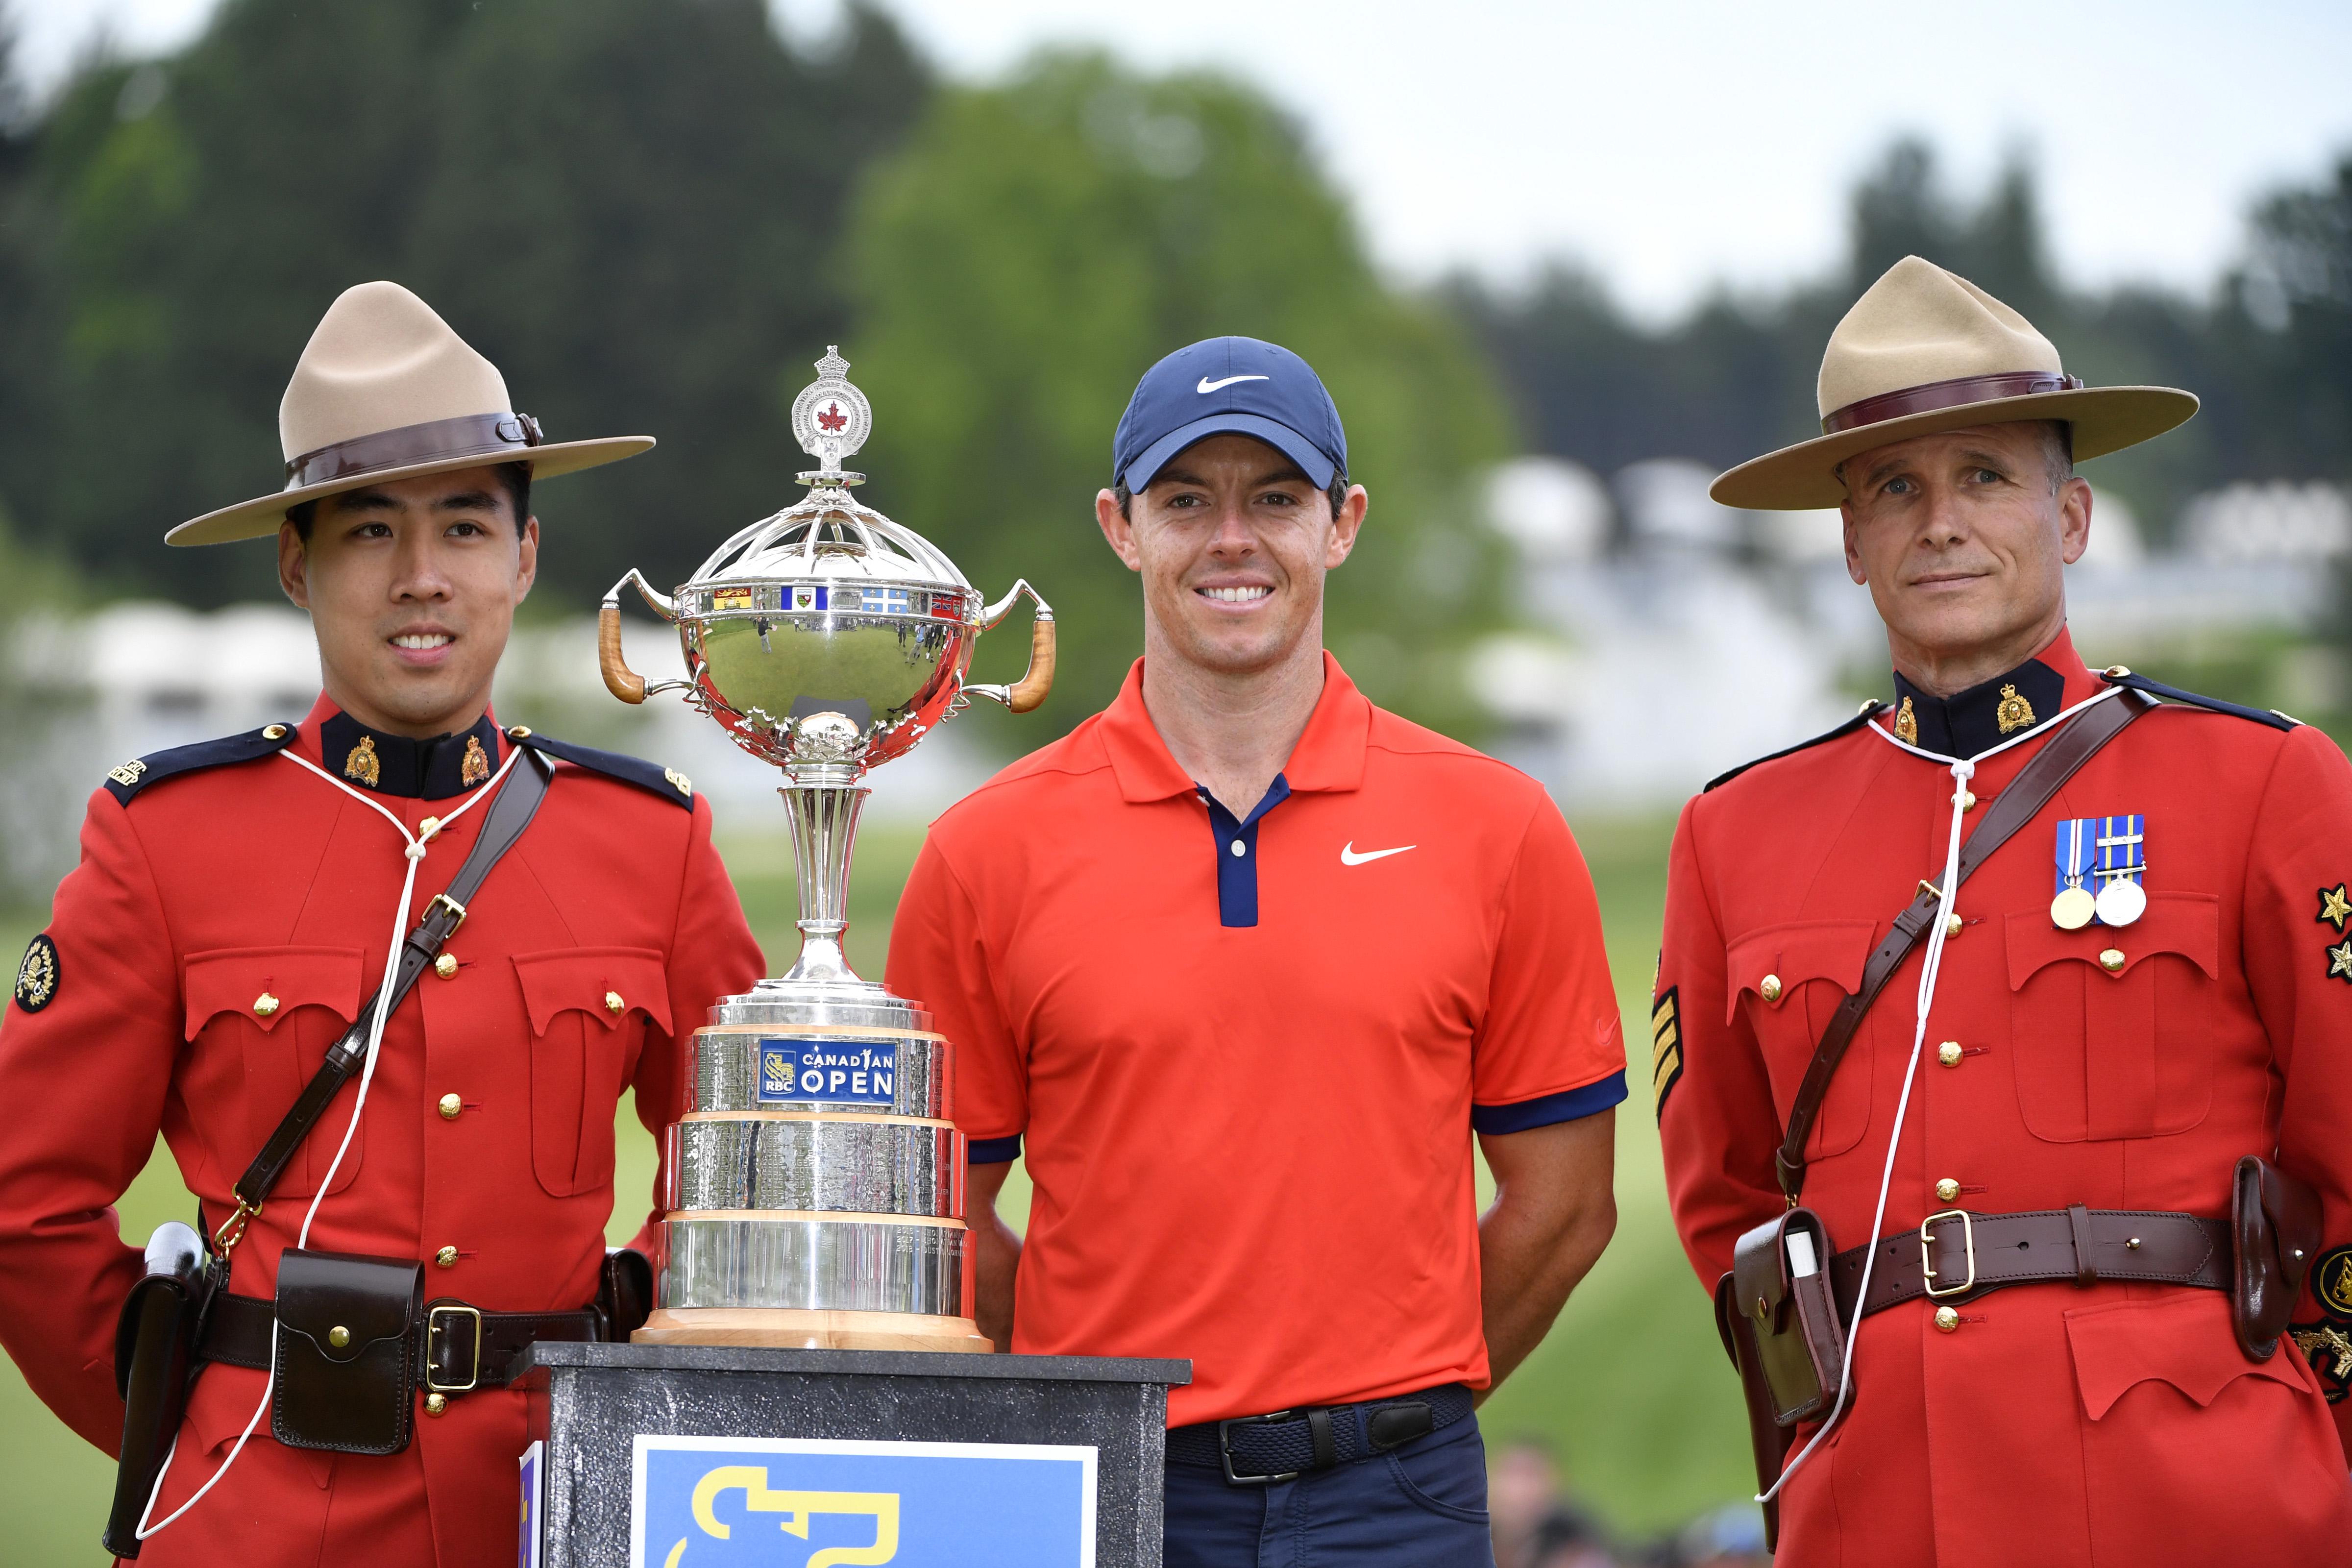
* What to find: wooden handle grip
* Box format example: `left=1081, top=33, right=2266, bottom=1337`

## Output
left=598, top=603, right=648, bottom=704
left=1006, top=616, right=1055, bottom=713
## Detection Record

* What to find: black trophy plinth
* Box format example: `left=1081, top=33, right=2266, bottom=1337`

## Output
left=514, top=1342, right=1191, bottom=1568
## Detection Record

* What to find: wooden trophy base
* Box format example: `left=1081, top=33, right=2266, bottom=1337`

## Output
left=632, top=1307, right=993, bottom=1353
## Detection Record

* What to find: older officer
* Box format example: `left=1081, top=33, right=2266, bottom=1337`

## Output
left=887, top=337, right=1626, bottom=1567
left=0, top=282, right=763, bottom=1564
left=1659, top=255, right=2352, bottom=1565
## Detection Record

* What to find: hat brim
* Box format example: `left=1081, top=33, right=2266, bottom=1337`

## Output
left=1709, top=386, right=2198, bottom=510
left=164, top=434, right=656, bottom=546
left=1122, top=413, right=1339, bottom=494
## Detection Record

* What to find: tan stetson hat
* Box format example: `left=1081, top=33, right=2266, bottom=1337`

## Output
left=1710, top=255, right=2197, bottom=511
left=167, top=280, right=653, bottom=545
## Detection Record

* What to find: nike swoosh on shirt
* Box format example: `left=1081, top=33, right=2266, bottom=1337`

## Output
left=1340, top=841, right=1415, bottom=866
left=1197, top=374, right=1271, bottom=393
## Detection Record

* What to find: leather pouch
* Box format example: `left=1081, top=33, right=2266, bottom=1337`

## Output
left=597, top=1247, right=654, bottom=1340
left=1729, top=1207, right=1845, bottom=1424
left=2232, top=1154, right=2321, bottom=1361
left=270, top=1249, right=422, bottom=1455
left=104, top=1222, right=221, bottom=1559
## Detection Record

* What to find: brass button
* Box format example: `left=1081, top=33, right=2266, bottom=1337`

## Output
left=262, top=724, right=288, bottom=740
left=1937, top=1041, right=1963, bottom=1068
left=2099, top=948, right=2126, bottom=973
left=424, top=1392, right=447, bottom=1416
left=435, top=1245, right=458, bottom=1268
left=327, top=1325, right=350, bottom=1349
left=434, top=953, right=459, bottom=980
left=1952, top=789, right=1977, bottom=811
left=604, top=990, right=625, bottom=1015
left=1934, top=1306, right=1960, bottom=1333
left=1759, top=974, right=1783, bottom=1003
left=1936, top=1177, right=1960, bottom=1202
left=438, top=1092, right=463, bottom=1120
left=507, top=726, right=533, bottom=739
left=2105, top=665, right=2132, bottom=679
left=252, top=991, right=280, bottom=1018
left=1945, top=914, right=1964, bottom=937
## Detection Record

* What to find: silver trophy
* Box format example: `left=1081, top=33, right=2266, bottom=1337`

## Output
left=597, top=347, right=1053, bottom=1350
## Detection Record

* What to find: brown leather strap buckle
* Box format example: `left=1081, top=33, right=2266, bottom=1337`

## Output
left=1920, top=1209, right=1977, bottom=1298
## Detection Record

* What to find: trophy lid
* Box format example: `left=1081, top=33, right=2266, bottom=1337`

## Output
left=686, top=349, right=972, bottom=597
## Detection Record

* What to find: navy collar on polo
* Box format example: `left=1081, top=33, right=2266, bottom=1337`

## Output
left=1094, top=654, right=1371, bottom=926
left=317, top=707, right=505, bottom=799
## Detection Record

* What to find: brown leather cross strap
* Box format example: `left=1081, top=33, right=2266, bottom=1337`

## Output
left=1773, top=687, right=2156, bottom=1201
left=1827, top=1206, right=2230, bottom=1320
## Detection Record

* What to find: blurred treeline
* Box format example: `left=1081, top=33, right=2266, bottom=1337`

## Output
left=0, top=0, right=2349, bottom=736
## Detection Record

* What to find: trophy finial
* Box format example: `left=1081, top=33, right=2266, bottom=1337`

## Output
left=790, top=346, right=873, bottom=486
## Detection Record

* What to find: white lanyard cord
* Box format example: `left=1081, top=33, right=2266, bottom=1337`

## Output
left=136, top=741, right=520, bottom=1540
left=1758, top=684, right=2122, bottom=1503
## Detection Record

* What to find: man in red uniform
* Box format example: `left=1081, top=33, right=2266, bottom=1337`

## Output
left=886, top=337, right=1626, bottom=1567
left=1660, top=255, right=2352, bottom=1564
left=0, top=281, right=763, bottom=1564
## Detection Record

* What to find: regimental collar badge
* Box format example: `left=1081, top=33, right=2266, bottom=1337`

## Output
left=12, top=933, right=58, bottom=1013
left=2053, top=815, right=2145, bottom=929
left=343, top=734, right=382, bottom=786
left=1995, top=683, right=2037, bottom=734
left=1893, top=696, right=1917, bottom=745
left=322, top=710, right=505, bottom=799
left=461, top=735, right=491, bottom=787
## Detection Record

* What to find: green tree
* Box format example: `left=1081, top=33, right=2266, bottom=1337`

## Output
left=838, top=51, right=1514, bottom=738
left=1, top=0, right=926, bottom=608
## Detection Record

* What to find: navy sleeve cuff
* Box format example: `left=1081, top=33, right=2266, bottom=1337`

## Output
left=967, top=1134, right=1022, bottom=1164
left=1470, top=1070, right=1629, bottom=1135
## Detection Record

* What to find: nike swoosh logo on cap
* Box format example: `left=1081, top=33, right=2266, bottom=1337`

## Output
left=1340, top=842, right=1415, bottom=866
left=1197, top=374, right=1271, bottom=393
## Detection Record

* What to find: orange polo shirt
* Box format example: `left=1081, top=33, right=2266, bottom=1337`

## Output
left=885, top=655, right=1625, bottom=1425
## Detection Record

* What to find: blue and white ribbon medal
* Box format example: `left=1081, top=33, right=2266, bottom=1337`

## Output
left=2052, top=817, right=2097, bottom=930
left=2092, top=813, right=2147, bottom=927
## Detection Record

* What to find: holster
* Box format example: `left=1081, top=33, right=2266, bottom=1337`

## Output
left=596, top=1247, right=654, bottom=1340
left=2232, top=1154, right=2321, bottom=1361
left=103, top=1222, right=222, bottom=1560
left=270, top=1250, right=423, bottom=1455
left=1714, top=1208, right=1844, bottom=1552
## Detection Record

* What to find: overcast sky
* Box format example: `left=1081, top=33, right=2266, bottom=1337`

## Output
left=18, top=0, right=2352, bottom=321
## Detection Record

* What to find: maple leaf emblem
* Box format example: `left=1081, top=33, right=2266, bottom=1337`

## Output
left=816, top=401, right=848, bottom=434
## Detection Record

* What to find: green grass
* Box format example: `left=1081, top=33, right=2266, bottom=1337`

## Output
left=0, top=814, right=1745, bottom=1559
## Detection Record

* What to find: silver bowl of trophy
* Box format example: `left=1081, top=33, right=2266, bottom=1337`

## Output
left=596, top=348, right=1052, bottom=1350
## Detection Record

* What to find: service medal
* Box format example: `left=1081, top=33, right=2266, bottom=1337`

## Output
left=2091, top=813, right=2147, bottom=928
left=2052, top=818, right=2096, bottom=929
left=2051, top=886, right=2097, bottom=930
left=2094, top=876, right=2147, bottom=927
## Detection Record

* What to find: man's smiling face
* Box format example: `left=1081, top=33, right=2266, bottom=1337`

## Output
left=1096, top=433, right=1366, bottom=679
left=1840, top=421, right=2090, bottom=689
left=277, top=466, right=538, bottom=736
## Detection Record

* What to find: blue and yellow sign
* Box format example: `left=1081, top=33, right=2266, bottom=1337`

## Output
left=630, top=1436, right=1096, bottom=1568
left=757, top=1038, right=899, bottom=1106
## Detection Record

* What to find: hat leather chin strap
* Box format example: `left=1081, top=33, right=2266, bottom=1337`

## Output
left=284, top=410, right=543, bottom=490
left=1822, top=370, right=2084, bottom=435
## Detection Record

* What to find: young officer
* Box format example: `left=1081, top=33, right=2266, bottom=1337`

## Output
left=0, top=282, right=764, bottom=1565
left=1659, top=257, right=2352, bottom=1565
left=886, top=336, right=1626, bottom=1567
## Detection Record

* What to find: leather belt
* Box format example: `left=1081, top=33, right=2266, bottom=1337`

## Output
left=1166, top=1383, right=1474, bottom=1485
left=1830, top=1205, right=2231, bottom=1321
left=196, top=1290, right=605, bottom=1393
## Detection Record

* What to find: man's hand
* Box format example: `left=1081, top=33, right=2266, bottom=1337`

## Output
left=967, top=1158, right=1024, bottom=1350
left=1474, top=1110, right=1617, bottom=1401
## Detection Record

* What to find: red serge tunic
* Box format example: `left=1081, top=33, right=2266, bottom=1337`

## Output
left=0, top=697, right=763, bottom=1567
left=1658, top=628, right=2352, bottom=1566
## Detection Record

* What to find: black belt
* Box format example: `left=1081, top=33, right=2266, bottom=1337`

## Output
left=1830, top=1206, right=2231, bottom=1321
left=1166, top=1383, right=1474, bottom=1485
left=197, top=1290, right=605, bottom=1393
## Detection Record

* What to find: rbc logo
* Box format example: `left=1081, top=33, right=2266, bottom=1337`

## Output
left=757, top=1038, right=897, bottom=1106
left=630, top=1437, right=1094, bottom=1568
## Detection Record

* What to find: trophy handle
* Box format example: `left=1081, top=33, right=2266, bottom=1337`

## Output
left=599, top=570, right=689, bottom=706
left=966, top=580, right=1056, bottom=714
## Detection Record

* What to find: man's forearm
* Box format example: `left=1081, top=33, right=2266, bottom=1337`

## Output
left=966, top=1160, right=1022, bottom=1350
left=1475, top=1112, right=1618, bottom=1399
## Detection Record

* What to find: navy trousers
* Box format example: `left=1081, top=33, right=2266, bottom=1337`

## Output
left=1162, top=1413, right=1495, bottom=1568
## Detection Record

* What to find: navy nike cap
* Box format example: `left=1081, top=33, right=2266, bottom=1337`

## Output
left=1112, top=336, right=1348, bottom=494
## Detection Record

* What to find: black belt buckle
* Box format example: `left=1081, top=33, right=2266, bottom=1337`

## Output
left=1217, top=1409, right=1299, bottom=1485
